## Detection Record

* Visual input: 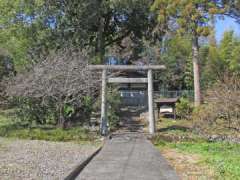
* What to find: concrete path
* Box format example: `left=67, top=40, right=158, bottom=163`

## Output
left=77, top=133, right=179, bottom=180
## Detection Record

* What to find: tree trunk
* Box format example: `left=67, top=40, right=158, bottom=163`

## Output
left=192, top=36, right=201, bottom=107
left=97, top=2, right=105, bottom=63
left=57, top=104, right=65, bottom=128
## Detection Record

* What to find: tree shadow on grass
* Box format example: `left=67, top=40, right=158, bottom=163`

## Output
left=158, top=125, right=191, bottom=133
left=0, top=123, right=23, bottom=136
left=0, top=122, right=58, bottom=137
left=161, top=113, right=175, bottom=119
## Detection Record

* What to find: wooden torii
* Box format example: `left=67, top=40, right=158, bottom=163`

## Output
left=88, top=65, right=166, bottom=135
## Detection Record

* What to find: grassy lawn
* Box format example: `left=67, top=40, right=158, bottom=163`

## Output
left=0, top=109, right=100, bottom=144
left=153, top=117, right=240, bottom=179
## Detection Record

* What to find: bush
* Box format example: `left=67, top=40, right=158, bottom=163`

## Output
left=7, top=48, right=99, bottom=128
left=12, top=97, right=57, bottom=126
left=193, top=74, right=240, bottom=133
left=192, top=104, right=219, bottom=133
left=107, top=88, right=121, bottom=129
left=0, top=53, right=15, bottom=108
left=176, top=98, right=193, bottom=119
left=91, top=87, right=121, bottom=130
left=9, top=95, right=97, bottom=128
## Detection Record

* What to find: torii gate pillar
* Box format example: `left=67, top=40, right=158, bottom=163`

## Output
left=100, top=69, right=108, bottom=136
left=148, top=69, right=155, bottom=134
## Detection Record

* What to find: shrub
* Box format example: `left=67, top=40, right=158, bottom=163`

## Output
left=0, top=53, right=15, bottom=108
left=107, top=88, right=121, bottom=129
left=12, top=97, right=57, bottom=126
left=193, top=74, right=240, bottom=133
left=7, top=48, right=100, bottom=128
left=93, top=87, right=121, bottom=130
left=192, top=104, right=219, bottom=133
left=176, top=98, right=193, bottom=119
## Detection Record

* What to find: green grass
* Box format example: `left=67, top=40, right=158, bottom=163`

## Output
left=155, top=118, right=201, bottom=142
left=0, top=111, right=13, bottom=126
left=154, top=140, right=240, bottom=179
left=154, top=118, right=240, bottom=179
left=0, top=127, right=98, bottom=143
left=0, top=110, right=100, bottom=144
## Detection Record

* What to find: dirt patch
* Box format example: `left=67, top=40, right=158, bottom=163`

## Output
left=160, top=148, right=215, bottom=180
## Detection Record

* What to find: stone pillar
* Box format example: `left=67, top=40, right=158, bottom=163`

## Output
left=148, top=69, right=155, bottom=134
left=100, top=69, right=108, bottom=136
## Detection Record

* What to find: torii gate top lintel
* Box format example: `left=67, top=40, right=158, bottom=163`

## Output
left=88, top=65, right=166, bottom=136
left=88, top=65, right=166, bottom=71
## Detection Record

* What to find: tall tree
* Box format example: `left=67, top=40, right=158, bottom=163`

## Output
left=159, top=35, right=193, bottom=90
left=222, top=0, right=240, bottom=21
left=45, top=0, right=158, bottom=63
left=152, top=0, right=223, bottom=106
left=219, top=31, right=240, bottom=73
left=1, top=0, right=158, bottom=65
left=0, top=0, right=55, bottom=69
left=201, top=30, right=240, bottom=88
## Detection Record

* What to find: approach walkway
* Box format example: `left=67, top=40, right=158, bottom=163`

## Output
left=77, top=107, right=178, bottom=179
left=77, top=132, right=179, bottom=180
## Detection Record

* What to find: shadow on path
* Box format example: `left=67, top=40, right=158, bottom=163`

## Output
left=117, top=106, right=147, bottom=133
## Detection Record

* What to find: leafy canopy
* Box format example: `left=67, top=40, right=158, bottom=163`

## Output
left=152, top=0, right=224, bottom=37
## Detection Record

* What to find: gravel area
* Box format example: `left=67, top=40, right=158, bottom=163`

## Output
left=0, top=138, right=99, bottom=180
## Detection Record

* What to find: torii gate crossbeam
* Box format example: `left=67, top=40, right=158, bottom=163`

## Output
left=88, top=65, right=166, bottom=136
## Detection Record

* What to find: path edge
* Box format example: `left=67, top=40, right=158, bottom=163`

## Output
left=64, top=146, right=102, bottom=180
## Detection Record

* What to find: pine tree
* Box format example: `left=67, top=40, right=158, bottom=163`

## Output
left=152, top=0, right=224, bottom=106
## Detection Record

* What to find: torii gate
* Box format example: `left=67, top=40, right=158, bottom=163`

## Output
left=88, top=65, right=166, bottom=135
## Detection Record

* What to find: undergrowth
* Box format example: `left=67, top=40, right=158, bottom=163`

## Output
left=0, top=110, right=99, bottom=144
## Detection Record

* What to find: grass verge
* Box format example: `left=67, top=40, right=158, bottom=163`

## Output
left=153, top=117, right=240, bottom=179
left=154, top=139, right=240, bottom=179
left=0, top=110, right=100, bottom=144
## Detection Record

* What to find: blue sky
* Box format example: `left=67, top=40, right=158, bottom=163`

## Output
left=215, top=16, right=240, bottom=43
